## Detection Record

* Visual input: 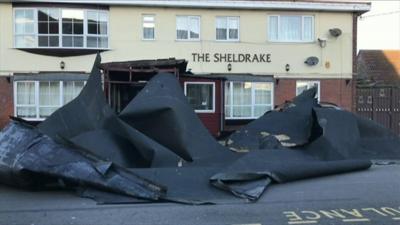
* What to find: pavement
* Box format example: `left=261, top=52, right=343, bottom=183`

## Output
left=0, top=164, right=400, bottom=225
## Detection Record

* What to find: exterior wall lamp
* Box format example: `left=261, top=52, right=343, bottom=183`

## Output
left=227, top=63, right=232, bottom=71
left=285, top=64, right=290, bottom=72
left=60, top=61, right=66, bottom=70
left=318, top=38, right=327, bottom=48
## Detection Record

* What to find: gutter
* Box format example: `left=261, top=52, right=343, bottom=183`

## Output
left=11, top=0, right=371, bottom=13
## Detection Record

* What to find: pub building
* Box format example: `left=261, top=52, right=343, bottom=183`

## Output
left=0, top=0, right=371, bottom=136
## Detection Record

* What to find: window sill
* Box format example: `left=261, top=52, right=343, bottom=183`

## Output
left=267, top=40, right=316, bottom=44
left=15, top=117, right=46, bottom=122
left=194, top=110, right=216, bottom=113
left=215, top=39, right=240, bottom=43
left=175, top=39, right=201, bottom=42
left=15, top=48, right=110, bottom=57
left=225, top=117, right=259, bottom=120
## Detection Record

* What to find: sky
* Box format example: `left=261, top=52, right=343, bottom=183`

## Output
left=358, top=0, right=400, bottom=51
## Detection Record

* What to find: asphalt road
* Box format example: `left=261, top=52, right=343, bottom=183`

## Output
left=0, top=164, right=400, bottom=225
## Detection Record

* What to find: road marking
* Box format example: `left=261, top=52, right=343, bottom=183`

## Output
left=342, top=218, right=370, bottom=222
left=232, top=223, right=262, bottom=225
left=393, top=217, right=400, bottom=220
left=288, top=221, right=317, bottom=224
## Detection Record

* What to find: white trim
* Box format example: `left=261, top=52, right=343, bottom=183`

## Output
left=296, top=80, right=320, bottom=101
left=183, top=81, right=215, bottom=113
left=9, top=1, right=371, bottom=12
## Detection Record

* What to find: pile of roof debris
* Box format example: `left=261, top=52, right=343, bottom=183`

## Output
left=1, top=54, right=399, bottom=205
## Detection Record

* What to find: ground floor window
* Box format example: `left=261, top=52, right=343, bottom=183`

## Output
left=14, top=80, right=85, bottom=120
left=184, top=82, right=215, bottom=113
left=225, top=81, right=273, bottom=119
left=296, top=80, right=320, bottom=101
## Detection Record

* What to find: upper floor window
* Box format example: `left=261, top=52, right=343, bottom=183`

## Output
left=15, top=9, right=36, bottom=47
left=14, top=8, right=109, bottom=49
left=176, top=16, right=200, bottom=40
left=216, top=16, right=239, bottom=41
left=38, top=8, right=59, bottom=47
left=142, top=14, right=155, bottom=40
left=268, top=15, right=314, bottom=42
left=87, top=10, right=108, bottom=48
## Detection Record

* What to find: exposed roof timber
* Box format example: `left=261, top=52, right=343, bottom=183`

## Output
left=11, top=0, right=371, bottom=12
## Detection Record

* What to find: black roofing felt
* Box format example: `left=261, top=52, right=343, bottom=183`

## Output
left=0, top=54, right=399, bottom=204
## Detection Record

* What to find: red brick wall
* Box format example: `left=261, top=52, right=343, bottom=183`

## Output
left=0, top=76, right=13, bottom=129
left=275, top=78, right=353, bottom=111
left=320, top=79, right=353, bottom=111
left=274, top=79, right=296, bottom=106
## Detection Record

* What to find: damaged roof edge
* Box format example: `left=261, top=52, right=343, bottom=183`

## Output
left=10, top=0, right=371, bottom=13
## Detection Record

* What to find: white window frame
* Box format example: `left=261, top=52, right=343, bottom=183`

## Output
left=268, top=15, right=314, bottom=43
left=183, top=81, right=215, bottom=113
left=14, top=8, right=37, bottom=48
left=13, top=81, right=37, bottom=119
left=14, top=80, right=86, bottom=121
left=142, top=14, right=155, bottom=40
left=86, top=10, right=109, bottom=48
left=296, top=80, right=320, bottom=101
left=37, top=8, right=61, bottom=48
left=37, top=81, right=63, bottom=118
left=225, top=81, right=274, bottom=120
left=13, top=7, right=109, bottom=49
left=175, top=15, right=201, bottom=41
left=215, top=16, right=240, bottom=42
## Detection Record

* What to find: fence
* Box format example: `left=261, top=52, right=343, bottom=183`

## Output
left=356, top=87, right=400, bottom=135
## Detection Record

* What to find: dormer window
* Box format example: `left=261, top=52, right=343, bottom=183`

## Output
left=14, top=7, right=109, bottom=49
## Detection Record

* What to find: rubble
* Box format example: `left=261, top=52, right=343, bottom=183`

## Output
left=1, top=54, right=399, bottom=204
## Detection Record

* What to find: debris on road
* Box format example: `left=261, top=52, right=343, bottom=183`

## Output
left=1, top=54, right=399, bottom=204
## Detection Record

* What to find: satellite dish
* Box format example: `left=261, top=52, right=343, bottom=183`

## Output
left=329, top=28, right=342, bottom=37
left=305, top=57, right=319, bottom=66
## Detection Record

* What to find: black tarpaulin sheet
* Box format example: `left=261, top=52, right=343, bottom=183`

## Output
left=210, top=150, right=371, bottom=200
left=226, top=88, right=318, bottom=151
left=81, top=167, right=245, bottom=205
left=301, top=107, right=400, bottom=160
left=119, top=73, right=236, bottom=164
left=2, top=53, right=399, bottom=205
left=37, top=54, right=173, bottom=168
left=0, top=120, right=165, bottom=200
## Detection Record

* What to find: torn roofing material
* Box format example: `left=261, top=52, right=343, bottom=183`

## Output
left=119, top=72, right=237, bottom=164
left=37, top=54, right=169, bottom=168
left=226, top=88, right=318, bottom=151
left=0, top=120, right=165, bottom=200
left=226, top=87, right=400, bottom=161
left=1, top=53, right=399, bottom=205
